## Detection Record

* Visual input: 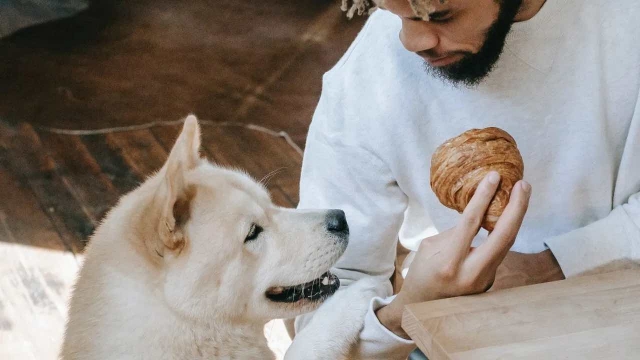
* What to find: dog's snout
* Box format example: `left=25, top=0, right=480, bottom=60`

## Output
left=325, top=210, right=348, bottom=235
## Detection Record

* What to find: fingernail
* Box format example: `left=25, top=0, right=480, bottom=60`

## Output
left=521, top=181, right=531, bottom=194
left=488, top=171, right=500, bottom=184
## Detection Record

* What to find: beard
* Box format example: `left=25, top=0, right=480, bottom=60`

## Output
left=425, top=0, right=523, bottom=86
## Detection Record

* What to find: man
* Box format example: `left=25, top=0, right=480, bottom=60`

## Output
left=294, top=0, right=640, bottom=358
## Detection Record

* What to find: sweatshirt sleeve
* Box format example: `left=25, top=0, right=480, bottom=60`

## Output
left=546, top=94, right=640, bottom=277
left=292, top=78, right=415, bottom=358
left=545, top=194, right=640, bottom=277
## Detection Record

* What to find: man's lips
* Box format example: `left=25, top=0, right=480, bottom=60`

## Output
left=421, top=53, right=461, bottom=67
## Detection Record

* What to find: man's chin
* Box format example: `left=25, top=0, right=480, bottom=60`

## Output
left=424, top=61, right=493, bottom=87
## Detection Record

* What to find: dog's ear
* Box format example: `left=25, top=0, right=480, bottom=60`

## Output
left=150, top=115, right=201, bottom=259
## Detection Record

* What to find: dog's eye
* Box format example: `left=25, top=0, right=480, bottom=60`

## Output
left=245, top=224, right=263, bottom=243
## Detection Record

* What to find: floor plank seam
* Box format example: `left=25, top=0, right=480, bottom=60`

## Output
left=34, top=119, right=304, bottom=157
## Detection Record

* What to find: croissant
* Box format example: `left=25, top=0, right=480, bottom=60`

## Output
left=430, top=127, right=524, bottom=231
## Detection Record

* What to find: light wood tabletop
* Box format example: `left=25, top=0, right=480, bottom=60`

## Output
left=402, top=269, right=640, bottom=360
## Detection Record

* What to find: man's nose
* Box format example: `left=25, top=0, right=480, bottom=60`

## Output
left=399, top=21, right=439, bottom=53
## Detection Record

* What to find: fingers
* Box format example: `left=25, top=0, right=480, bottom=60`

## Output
left=468, top=180, right=532, bottom=270
left=447, top=171, right=501, bottom=264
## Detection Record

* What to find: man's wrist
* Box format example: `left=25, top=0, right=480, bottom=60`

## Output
left=543, top=249, right=566, bottom=281
left=375, top=296, right=410, bottom=339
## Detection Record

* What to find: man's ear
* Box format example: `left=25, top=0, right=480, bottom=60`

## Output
left=150, top=115, right=201, bottom=258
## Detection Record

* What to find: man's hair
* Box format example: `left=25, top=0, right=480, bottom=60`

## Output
left=341, top=0, right=380, bottom=18
left=341, top=0, right=445, bottom=20
left=342, top=0, right=510, bottom=21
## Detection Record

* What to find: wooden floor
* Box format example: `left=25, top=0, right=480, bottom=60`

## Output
left=0, top=1, right=366, bottom=358
left=0, top=0, right=364, bottom=145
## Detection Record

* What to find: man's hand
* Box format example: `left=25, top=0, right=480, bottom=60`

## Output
left=489, top=250, right=565, bottom=291
left=376, top=171, right=531, bottom=338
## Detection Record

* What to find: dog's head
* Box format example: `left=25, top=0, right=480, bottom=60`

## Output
left=130, top=116, right=348, bottom=323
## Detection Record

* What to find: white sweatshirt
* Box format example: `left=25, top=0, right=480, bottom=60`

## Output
left=295, top=1, right=640, bottom=358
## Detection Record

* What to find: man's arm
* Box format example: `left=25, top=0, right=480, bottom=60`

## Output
left=455, top=186, right=640, bottom=290
left=493, top=93, right=640, bottom=286
left=293, top=116, right=416, bottom=359
left=289, top=10, right=419, bottom=357
left=545, top=192, right=640, bottom=277
left=490, top=249, right=565, bottom=291
left=546, top=92, right=640, bottom=278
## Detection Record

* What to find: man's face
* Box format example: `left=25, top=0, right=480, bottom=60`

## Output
left=382, top=0, right=523, bottom=86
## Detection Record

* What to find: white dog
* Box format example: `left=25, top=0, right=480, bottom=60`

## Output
left=61, top=116, right=385, bottom=360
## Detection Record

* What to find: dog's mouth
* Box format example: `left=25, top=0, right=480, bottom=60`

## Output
left=265, top=271, right=340, bottom=303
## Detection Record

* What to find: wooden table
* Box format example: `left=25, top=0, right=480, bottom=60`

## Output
left=402, top=269, right=640, bottom=359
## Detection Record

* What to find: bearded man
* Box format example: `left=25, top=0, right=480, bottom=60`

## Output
left=293, top=0, right=640, bottom=358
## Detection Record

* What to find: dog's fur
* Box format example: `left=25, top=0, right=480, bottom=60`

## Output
left=61, top=116, right=385, bottom=359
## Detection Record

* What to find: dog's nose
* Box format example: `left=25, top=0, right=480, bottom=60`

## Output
left=325, top=210, right=348, bottom=234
